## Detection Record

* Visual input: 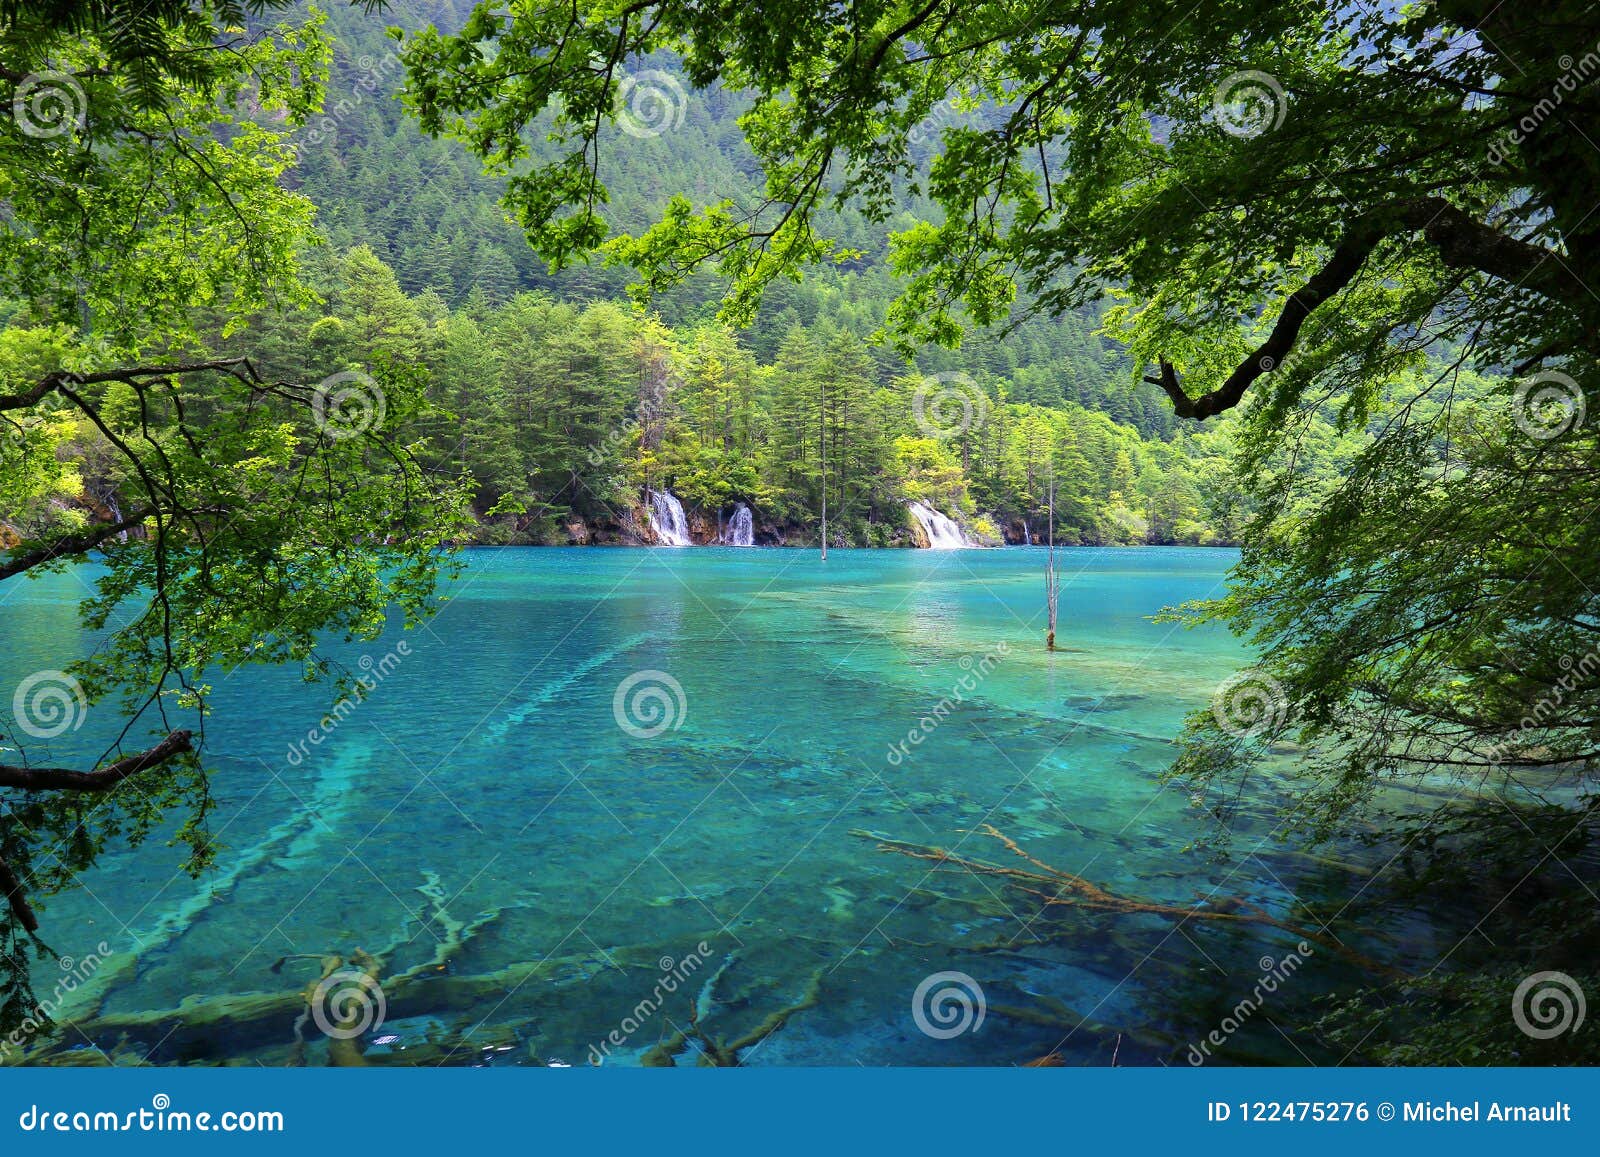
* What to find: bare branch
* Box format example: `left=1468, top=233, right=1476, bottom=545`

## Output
left=0, top=359, right=257, bottom=413
left=0, top=730, right=194, bottom=793
left=1148, top=198, right=1585, bottom=420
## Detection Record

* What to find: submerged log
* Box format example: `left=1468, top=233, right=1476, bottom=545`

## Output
left=851, top=824, right=1402, bottom=976
left=640, top=955, right=824, bottom=1067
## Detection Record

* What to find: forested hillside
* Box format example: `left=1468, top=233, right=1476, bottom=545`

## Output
left=0, top=1, right=1264, bottom=566
left=174, top=244, right=1245, bottom=548
left=237, top=0, right=1239, bottom=546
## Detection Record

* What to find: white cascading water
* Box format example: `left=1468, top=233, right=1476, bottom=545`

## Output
left=648, top=489, right=692, bottom=546
left=107, top=495, right=130, bottom=542
left=907, top=501, right=971, bottom=549
left=724, top=503, right=754, bottom=547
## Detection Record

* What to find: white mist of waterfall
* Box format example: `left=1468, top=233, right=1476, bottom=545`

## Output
left=724, top=503, right=754, bottom=546
left=907, top=501, right=971, bottom=549
left=648, top=489, right=692, bottom=546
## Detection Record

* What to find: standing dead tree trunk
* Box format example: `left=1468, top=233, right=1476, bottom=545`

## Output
left=1045, top=471, right=1058, bottom=651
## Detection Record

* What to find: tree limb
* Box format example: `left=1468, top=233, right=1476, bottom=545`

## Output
left=0, top=359, right=256, bottom=413
left=0, top=854, right=39, bottom=933
left=0, top=730, right=193, bottom=793
left=1400, top=198, right=1587, bottom=298
left=1146, top=220, right=1389, bottom=418
left=0, top=509, right=154, bottom=582
left=1148, top=197, right=1586, bottom=420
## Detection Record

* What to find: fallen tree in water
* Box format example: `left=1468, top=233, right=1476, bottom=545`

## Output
left=852, top=824, right=1401, bottom=976
left=641, top=955, right=825, bottom=1067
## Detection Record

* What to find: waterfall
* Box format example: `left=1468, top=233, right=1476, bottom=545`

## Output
left=1022, top=519, right=1032, bottom=546
left=647, top=489, right=691, bottom=546
left=107, top=495, right=130, bottom=542
left=907, top=501, right=971, bottom=549
left=724, top=503, right=754, bottom=547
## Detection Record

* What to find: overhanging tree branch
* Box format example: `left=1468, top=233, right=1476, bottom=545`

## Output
left=1147, top=221, right=1387, bottom=419
left=0, top=509, right=154, bottom=582
left=1148, top=197, right=1588, bottom=420
left=0, top=731, right=193, bottom=934
left=0, top=359, right=257, bottom=414
left=0, top=730, right=194, bottom=793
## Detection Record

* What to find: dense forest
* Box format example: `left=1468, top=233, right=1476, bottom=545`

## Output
left=198, top=246, right=1251, bottom=547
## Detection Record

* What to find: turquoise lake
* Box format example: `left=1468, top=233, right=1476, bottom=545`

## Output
left=2, top=547, right=1419, bottom=1065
